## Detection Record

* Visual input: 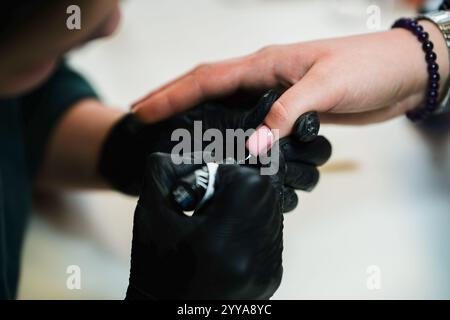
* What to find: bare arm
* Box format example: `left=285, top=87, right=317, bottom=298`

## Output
left=132, top=20, right=449, bottom=143
left=36, top=98, right=124, bottom=190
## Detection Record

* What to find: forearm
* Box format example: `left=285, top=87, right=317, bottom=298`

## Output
left=36, top=98, right=124, bottom=190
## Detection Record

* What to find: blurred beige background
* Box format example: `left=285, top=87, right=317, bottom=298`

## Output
left=18, top=0, right=450, bottom=299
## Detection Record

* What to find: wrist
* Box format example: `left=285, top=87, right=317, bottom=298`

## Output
left=420, top=19, right=450, bottom=103
left=390, top=17, right=450, bottom=119
left=98, top=113, right=150, bottom=196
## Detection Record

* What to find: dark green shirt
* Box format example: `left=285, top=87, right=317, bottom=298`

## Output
left=0, top=63, right=97, bottom=299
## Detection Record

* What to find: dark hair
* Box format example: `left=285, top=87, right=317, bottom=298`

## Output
left=0, top=1, right=50, bottom=38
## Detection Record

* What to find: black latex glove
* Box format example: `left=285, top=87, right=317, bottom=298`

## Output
left=98, top=90, right=280, bottom=195
left=99, top=89, right=332, bottom=208
left=270, top=134, right=331, bottom=213
left=126, top=152, right=283, bottom=300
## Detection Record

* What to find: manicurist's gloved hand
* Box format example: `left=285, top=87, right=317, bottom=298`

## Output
left=270, top=133, right=331, bottom=213
left=98, top=89, right=332, bottom=207
left=98, top=90, right=279, bottom=195
left=126, top=152, right=283, bottom=300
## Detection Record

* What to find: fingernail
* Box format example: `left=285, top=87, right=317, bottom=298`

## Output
left=246, top=125, right=274, bottom=156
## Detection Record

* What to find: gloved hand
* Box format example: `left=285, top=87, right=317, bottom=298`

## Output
left=269, top=134, right=331, bottom=213
left=99, top=89, right=332, bottom=203
left=98, top=90, right=279, bottom=195
left=126, top=152, right=283, bottom=300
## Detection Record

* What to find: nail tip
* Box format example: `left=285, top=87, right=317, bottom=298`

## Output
left=246, top=125, right=275, bottom=156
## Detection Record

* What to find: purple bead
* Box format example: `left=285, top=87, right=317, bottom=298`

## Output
left=394, top=23, right=408, bottom=29
left=428, top=63, right=439, bottom=73
left=393, top=18, right=409, bottom=28
left=409, top=20, right=418, bottom=28
left=423, top=41, right=434, bottom=51
left=430, top=72, right=440, bottom=82
left=428, top=89, right=439, bottom=99
left=426, top=51, right=437, bottom=62
left=418, top=31, right=429, bottom=42
left=426, top=103, right=437, bottom=112
left=414, top=25, right=424, bottom=35
left=395, top=18, right=415, bottom=29
left=429, top=81, right=439, bottom=90
left=427, top=97, right=438, bottom=106
left=392, top=17, right=442, bottom=122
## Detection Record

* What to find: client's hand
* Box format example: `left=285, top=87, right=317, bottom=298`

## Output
left=126, top=153, right=282, bottom=300
left=131, top=22, right=449, bottom=136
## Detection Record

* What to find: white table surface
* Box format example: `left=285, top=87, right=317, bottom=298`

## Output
left=18, top=0, right=450, bottom=299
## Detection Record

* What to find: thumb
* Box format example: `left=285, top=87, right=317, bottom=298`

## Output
left=246, top=66, right=337, bottom=155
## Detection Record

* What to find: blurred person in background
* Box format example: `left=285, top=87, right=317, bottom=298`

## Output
left=0, top=0, right=331, bottom=299
left=2, top=0, right=449, bottom=300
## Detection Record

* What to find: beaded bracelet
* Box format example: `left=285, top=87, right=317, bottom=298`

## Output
left=392, top=18, right=441, bottom=122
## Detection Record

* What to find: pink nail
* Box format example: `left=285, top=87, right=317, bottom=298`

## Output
left=246, top=125, right=274, bottom=156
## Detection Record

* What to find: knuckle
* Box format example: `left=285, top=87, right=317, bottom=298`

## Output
left=192, top=63, right=212, bottom=76
left=267, top=100, right=292, bottom=128
left=257, top=45, right=279, bottom=57
left=160, top=92, right=175, bottom=110
left=190, top=64, right=216, bottom=96
left=308, top=64, right=329, bottom=82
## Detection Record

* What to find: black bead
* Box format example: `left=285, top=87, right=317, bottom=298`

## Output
left=429, top=81, right=439, bottom=90
left=418, top=31, right=429, bottom=42
left=426, top=51, right=437, bottom=62
left=427, top=97, right=438, bottom=106
left=422, top=41, right=434, bottom=51
left=430, top=72, right=440, bottom=82
left=428, top=89, right=439, bottom=99
left=392, top=17, right=442, bottom=122
left=414, top=25, right=424, bottom=35
left=428, top=63, right=439, bottom=73
left=399, top=17, right=409, bottom=24
left=393, top=18, right=408, bottom=28
left=426, top=103, right=437, bottom=111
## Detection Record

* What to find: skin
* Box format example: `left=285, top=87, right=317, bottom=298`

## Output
left=132, top=20, right=450, bottom=151
left=1, top=2, right=448, bottom=186
left=0, top=0, right=124, bottom=189
left=0, top=0, right=121, bottom=96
